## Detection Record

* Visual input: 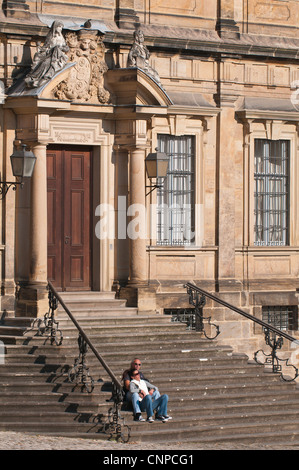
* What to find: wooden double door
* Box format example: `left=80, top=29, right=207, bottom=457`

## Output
left=47, top=146, right=92, bottom=291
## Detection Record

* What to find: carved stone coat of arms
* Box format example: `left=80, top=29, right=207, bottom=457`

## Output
left=54, top=28, right=110, bottom=104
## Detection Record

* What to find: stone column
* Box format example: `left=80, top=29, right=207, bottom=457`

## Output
left=116, top=148, right=129, bottom=282
left=128, top=147, right=147, bottom=285
left=30, top=143, right=48, bottom=285
left=17, top=142, right=48, bottom=317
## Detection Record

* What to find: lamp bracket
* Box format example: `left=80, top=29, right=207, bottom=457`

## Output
left=145, top=184, right=163, bottom=196
left=0, top=181, right=24, bottom=200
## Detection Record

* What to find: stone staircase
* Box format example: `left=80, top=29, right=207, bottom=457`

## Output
left=1, top=291, right=299, bottom=446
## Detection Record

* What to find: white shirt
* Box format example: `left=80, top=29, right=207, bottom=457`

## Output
left=131, top=379, right=148, bottom=401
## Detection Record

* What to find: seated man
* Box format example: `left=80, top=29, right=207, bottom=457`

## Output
left=122, top=358, right=160, bottom=416
left=129, top=370, right=171, bottom=423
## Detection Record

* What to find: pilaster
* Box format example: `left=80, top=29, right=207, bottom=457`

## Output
left=216, top=0, right=240, bottom=39
left=115, top=0, right=140, bottom=29
left=217, top=103, right=237, bottom=283
left=2, top=0, right=30, bottom=19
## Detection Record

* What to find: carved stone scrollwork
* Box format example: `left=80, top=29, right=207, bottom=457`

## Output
left=54, top=28, right=110, bottom=104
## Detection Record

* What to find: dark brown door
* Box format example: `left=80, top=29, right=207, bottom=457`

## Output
left=47, top=146, right=92, bottom=291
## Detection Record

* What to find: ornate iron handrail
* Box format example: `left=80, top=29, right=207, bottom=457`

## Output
left=47, top=281, right=130, bottom=442
left=185, top=282, right=299, bottom=382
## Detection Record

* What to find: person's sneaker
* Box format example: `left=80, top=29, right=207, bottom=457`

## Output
left=156, top=415, right=172, bottom=422
left=146, top=416, right=154, bottom=423
left=162, top=415, right=172, bottom=421
left=155, top=415, right=165, bottom=422
left=134, top=413, right=145, bottom=422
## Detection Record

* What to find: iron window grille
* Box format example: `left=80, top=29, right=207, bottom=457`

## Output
left=164, top=308, right=196, bottom=330
left=157, top=135, right=195, bottom=246
left=262, top=306, right=298, bottom=332
left=254, top=139, right=290, bottom=246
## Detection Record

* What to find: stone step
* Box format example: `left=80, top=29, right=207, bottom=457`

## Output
left=127, top=420, right=299, bottom=444
left=58, top=291, right=117, bottom=301
left=0, top=389, right=109, bottom=404
left=2, top=339, right=229, bottom=359
left=0, top=411, right=101, bottom=424
left=1, top=350, right=251, bottom=377
left=31, top=429, right=299, bottom=446
left=0, top=379, right=297, bottom=403
left=0, top=354, right=259, bottom=375
left=0, top=323, right=196, bottom=341
left=57, top=304, right=139, bottom=314
left=164, top=398, right=299, bottom=417
left=56, top=315, right=172, bottom=326
left=181, top=431, right=299, bottom=447
left=3, top=407, right=299, bottom=431
left=2, top=314, right=162, bottom=329
left=0, top=368, right=284, bottom=388
left=0, top=421, right=108, bottom=434
left=0, top=321, right=185, bottom=338
left=6, top=419, right=299, bottom=445
left=0, top=400, right=108, bottom=414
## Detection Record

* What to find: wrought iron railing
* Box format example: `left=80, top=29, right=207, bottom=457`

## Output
left=185, top=282, right=299, bottom=382
left=42, top=281, right=130, bottom=442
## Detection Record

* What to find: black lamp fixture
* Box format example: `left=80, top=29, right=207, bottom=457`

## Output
left=145, top=147, right=169, bottom=196
left=0, top=143, right=37, bottom=199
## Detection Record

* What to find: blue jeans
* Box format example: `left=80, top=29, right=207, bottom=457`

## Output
left=140, top=394, right=169, bottom=418
left=127, top=389, right=160, bottom=415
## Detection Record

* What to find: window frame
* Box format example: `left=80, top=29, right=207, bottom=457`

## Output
left=156, top=134, right=196, bottom=247
left=253, top=138, right=290, bottom=247
left=246, top=121, right=298, bottom=248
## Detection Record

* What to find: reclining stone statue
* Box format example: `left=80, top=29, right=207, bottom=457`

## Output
left=25, top=20, right=69, bottom=89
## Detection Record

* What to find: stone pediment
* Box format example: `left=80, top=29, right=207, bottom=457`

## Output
left=105, top=68, right=173, bottom=107
left=7, top=22, right=172, bottom=110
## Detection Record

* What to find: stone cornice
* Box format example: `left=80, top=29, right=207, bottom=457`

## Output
left=236, top=109, right=299, bottom=122
left=1, top=16, right=299, bottom=62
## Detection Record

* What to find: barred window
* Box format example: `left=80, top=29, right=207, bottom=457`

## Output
left=262, top=306, right=298, bottom=332
left=254, top=139, right=289, bottom=246
left=157, top=135, right=195, bottom=246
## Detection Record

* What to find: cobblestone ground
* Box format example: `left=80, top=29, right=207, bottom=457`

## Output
left=0, top=431, right=298, bottom=450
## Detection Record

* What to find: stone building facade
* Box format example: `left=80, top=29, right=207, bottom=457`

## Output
left=0, top=0, right=298, bottom=364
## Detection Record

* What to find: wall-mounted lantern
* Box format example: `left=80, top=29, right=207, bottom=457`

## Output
left=145, top=148, right=169, bottom=196
left=0, top=144, right=36, bottom=199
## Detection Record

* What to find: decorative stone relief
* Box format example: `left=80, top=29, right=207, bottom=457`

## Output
left=254, top=3, right=290, bottom=21
left=53, top=28, right=110, bottom=104
left=128, top=29, right=161, bottom=85
left=25, top=21, right=69, bottom=88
